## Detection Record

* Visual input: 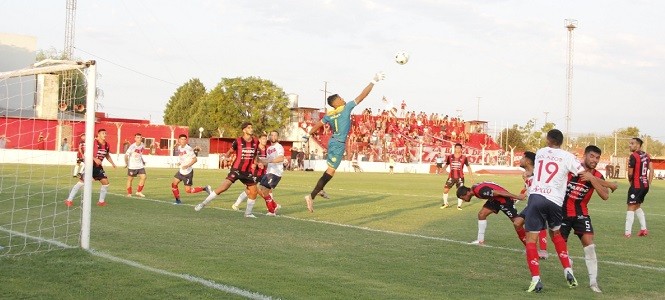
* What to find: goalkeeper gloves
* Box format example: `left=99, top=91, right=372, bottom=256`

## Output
left=371, top=71, right=386, bottom=84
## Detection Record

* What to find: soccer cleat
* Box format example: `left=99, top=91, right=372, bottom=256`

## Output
left=266, top=212, right=276, bottom=217
left=232, top=204, right=239, bottom=211
left=565, top=270, right=578, bottom=288
left=440, top=204, right=450, bottom=209
left=624, top=233, right=632, bottom=238
left=305, top=195, right=314, bottom=213
left=174, top=199, right=182, bottom=205
left=318, top=190, right=330, bottom=199
left=526, top=279, right=543, bottom=293
left=538, top=250, right=549, bottom=259
left=204, top=185, right=212, bottom=195
left=638, top=229, right=649, bottom=236
left=64, top=200, right=74, bottom=207
left=96, top=201, right=106, bottom=207
left=194, top=203, right=204, bottom=211
left=135, top=192, right=145, bottom=198
left=590, top=283, right=602, bottom=293
left=469, top=240, right=485, bottom=246
left=275, top=204, right=281, bottom=213
left=126, top=194, right=132, bottom=198
left=245, top=214, right=257, bottom=218
left=457, top=206, right=463, bottom=211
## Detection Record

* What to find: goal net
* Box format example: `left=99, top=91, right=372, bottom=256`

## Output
left=0, top=59, right=97, bottom=256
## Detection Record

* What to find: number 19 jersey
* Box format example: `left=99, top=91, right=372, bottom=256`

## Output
left=529, top=147, right=583, bottom=206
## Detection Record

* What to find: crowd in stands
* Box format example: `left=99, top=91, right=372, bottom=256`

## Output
left=303, top=106, right=495, bottom=163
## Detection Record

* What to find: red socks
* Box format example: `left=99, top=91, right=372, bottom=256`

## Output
left=137, top=185, right=144, bottom=192
left=516, top=227, right=527, bottom=246
left=171, top=183, right=180, bottom=199
left=525, top=242, right=540, bottom=276
left=539, top=230, right=548, bottom=250
left=552, top=233, right=571, bottom=269
left=127, top=187, right=132, bottom=194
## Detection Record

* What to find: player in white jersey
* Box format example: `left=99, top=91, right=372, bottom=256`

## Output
left=256, top=130, right=285, bottom=216
left=170, top=134, right=210, bottom=204
left=125, top=133, right=147, bottom=197
left=522, top=129, right=586, bottom=293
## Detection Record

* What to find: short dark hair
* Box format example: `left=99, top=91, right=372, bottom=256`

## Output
left=97, top=129, right=106, bottom=134
left=270, top=130, right=279, bottom=136
left=178, top=134, right=187, bottom=139
left=523, top=151, right=536, bottom=165
left=456, top=186, right=470, bottom=199
left=546, top=129, right=564, bottom=146
left=241, top=122, right=252, bottom=130
left=632, top=137, right=644, bottom=146
left=327, top=94, right=340, bottom=106
left=454, top=143, right=463, bottom=149
left=584, top=145, right=602, bottom=155
left=259, top=133, right=267, bottom=138
left=135, top=133, right=142, bottom=137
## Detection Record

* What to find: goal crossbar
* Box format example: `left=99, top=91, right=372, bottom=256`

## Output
left=0, top=60, right=94, bottom=80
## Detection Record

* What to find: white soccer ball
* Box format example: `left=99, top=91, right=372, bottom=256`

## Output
left=395, top=51, right=410, bottom=65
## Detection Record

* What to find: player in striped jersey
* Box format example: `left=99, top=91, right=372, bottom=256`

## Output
left=561, top=145, right=617, bottom=293
left=125, top=133, right=147, bottom=198
left=457, top=182, right=526, bottom=245
left=441, top=143, right=473, bottom=210
left=625, top=137, right=653, bottom=237
left=196, top=122, right=261, bottom=218
left=72, top=133, right=85, bottom=177
left=232, top=133, right=268, bottom=211
left=64, top=129, right=117, bottom=207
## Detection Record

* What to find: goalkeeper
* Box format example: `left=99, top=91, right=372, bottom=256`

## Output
left=302, top=72, right=385, bottom=212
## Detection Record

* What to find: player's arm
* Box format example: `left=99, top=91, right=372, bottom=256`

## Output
left=305, top=121, right=325, bottom=138
left=124, top=145, right=132, bottom=168
left=582, top=173, right=610, bottom=200
left=627, top=155, right=635, bottom=183
left=465, top=160, right=473, bottom=182
left=354, top=72, right=385, bottom=105
left=105, top=152, right=117, bottom=168
left=493, top=189, right=526, bottom=201
left=648, top=161, right=654, bottom=186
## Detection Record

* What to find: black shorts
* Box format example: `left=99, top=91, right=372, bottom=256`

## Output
left=259, top=174, right=282, bottom=190
left=483, top=199, right=518, bottom=219
left=226, top=169, right=257, bottom=186
left=436, top=163, right=443, bottom=168
left=522, top=194, right=564, bottom=232
left=560, top=215, right=594, bottom=241
left=174, top=170, right=195, bottom=186
left=627, top=186, right=649, bottom=205
left=445, top=177, right=464, bottom=189
left=80, top=166, right=107, bottom=181
left=127, top=168, right=146, bottom=177
left=76, top=157, right=84, bottom=163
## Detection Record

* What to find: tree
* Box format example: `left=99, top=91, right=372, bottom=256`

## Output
left=189, top=77, right=291, bottom=138
left=497, top=124, right=526, bottom=151
left=163, top=79, right=207, bottom=127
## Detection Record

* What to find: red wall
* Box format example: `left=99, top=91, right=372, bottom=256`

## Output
left=0, top=117, right=188, bottom=154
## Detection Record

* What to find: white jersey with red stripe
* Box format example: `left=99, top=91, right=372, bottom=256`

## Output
left=266, top=142, right=284, bottom=177
left=125, top=142, right=146, bottom=169
left=528, top=147, right=583, bottom=206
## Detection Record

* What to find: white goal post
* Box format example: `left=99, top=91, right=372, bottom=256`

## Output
left=0, top=59, right=97, bottom=255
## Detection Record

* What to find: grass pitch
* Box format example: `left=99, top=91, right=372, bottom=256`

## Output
left=1, top=165, right=664, bottom=299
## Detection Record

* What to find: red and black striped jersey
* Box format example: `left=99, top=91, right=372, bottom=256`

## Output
left=471, top=182, right=513, bottom=205
left=77, top=140, right=85, bottom=159
left=563, top=169, right=603, bottom=217
left=445, top=154, right=469, bottom=179
left=231, top=137, right=259, bottom=173
left=93, top=139, right=110, bottom=167
left=254, top=145, right=267, bottom=177
left=629, top=150, right=651, bottom=189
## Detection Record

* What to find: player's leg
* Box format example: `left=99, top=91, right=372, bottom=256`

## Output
left=196, top=173, right=235, bottom=211
left=579, top=229, right=601, bottom=292
left=64, top=177, right=85, bottom=207
left=184, top=172, right=209, bottom=194
left=635, top=189, right=649, bottom=236
left=472, top=206, right=493, bottom=244
left=97, top=176, right=110, bottom=206
left=441, top=180, right=452, bottom=208
left=126, top=171, right=134, bottom=197
left=546, top=204, right=576, bottom=288
left=538, top=230, right=548, bottom=259
left=511, top=216, right=527, bottom=245
left=625, top=187, right=639, bottom=237
left=233, top=188, right=248, bottom=211
left=171, top=175, right=183, bottom=204
left=456, top=179, right=465, bottom=210
left=306, top=143, right=341, bottom=213
left=523, top=195, right=546, bottom=292
left=135, top=172, right=146, bottom=197
left=244, top=184, right=259, bottom=218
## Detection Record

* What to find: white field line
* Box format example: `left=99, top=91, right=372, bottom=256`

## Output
left=109, top=192, right=665, bottom=273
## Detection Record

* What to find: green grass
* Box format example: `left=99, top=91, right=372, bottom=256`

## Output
left=1, top=165, right=664, bottom=299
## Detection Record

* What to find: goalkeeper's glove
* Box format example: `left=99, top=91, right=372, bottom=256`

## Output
left=371, top=71, right=386, bottom=84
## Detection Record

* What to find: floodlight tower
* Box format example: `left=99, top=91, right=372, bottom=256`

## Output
left=564, top=19, right=577, bottom=148
left=64, top=0, right=76, bottom=59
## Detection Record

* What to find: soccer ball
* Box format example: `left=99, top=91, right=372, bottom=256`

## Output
left=395, top=51, right=410, bottom=65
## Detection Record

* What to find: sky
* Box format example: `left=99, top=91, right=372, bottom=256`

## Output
left=1, top=0, right=663, bottom=141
